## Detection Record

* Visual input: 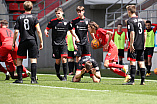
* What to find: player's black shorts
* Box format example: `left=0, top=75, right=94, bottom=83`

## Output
left=144, top=47, right=154, bottom=59
left=127, top=49, right=131, bottom=61
left=130, top=50, right=144, bottom=61
left=118, top=49, right=124, bottom=58
left=76, top=44, right=90, bottom=57
left=17, top=40, right=39, bottom=59
left=68, top=51, right=77, bottom=59
left=52, top=45, right=67, bottom=59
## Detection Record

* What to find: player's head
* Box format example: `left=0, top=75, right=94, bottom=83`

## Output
left=55, top=7, right=64, bottom=20
left=76, top=6, right=85, bottom=17
left=0, top=19, right=8, bottom=28
left=23, top=1, right=33, bottom=11
left=85, top=61, right=93, bottom=71
left=117, top=23, right=122, bottom=31
left=88, top=21, right=99, bottom=33
left=146, top=20, right=151, bottom=29
left=126, top=5, right=136, bottom=17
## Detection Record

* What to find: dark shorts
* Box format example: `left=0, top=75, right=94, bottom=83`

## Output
left=118, top=49, right=124, bottom=58
left=68, top=51, right=77, bottom=59
left=52, top=45, right=67, bottom=59
left=144, top=47, right=154, bottom=59
left=76, top=44, right=91, bottom=57
left=130, top=50, right=144, bottom=61
left=127, top=49, right=131, bottom=61
left=17, top=40, right=39, bottom=59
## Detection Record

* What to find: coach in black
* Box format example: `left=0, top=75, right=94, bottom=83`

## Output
left=123, top=5, right=147, bottom=85
left=72, top=6, right=91, bottom=72
left=12, top=1, right=43, bottom=84
left=44, top=7, right=79, bottom=81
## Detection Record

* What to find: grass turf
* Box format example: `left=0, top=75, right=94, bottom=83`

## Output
left=0, top=69, right=157, bottom=104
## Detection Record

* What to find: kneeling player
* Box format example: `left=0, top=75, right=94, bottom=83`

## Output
left=72, top=56, right=101, bottom=83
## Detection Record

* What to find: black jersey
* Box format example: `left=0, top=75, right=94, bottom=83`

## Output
left=14, top=13, right=39, bottom=43
left=127, top=17, right=145, bottom=50
left=72, top=17, right=90, bottom=45
left=46, top=18, right=72, bottom=46
left=78, top=56, right=99, bottom=71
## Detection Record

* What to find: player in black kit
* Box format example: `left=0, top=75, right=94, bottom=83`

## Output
left=44, top=7, right=79, bottom=81
left=123, top=5, right=147, bottom=85
left=72, top=56, right=101, bottom=83
left=71, top=6, right=91, bottom=72
left=12, top=1, right=43, bottom=84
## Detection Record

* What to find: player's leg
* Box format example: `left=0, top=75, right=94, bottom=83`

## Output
left=68, top=51, right=74, bottom=75
left=72, top=70, right=82, bottom=82
left=30, top=58, right=38, bottom=83
left=0, top=63, right=10, bottom=80
left=118, top=49, right=124, bottom=65
left=144, top=48, right=149, bottom=76
left=75, top=45, right=82, bottom=72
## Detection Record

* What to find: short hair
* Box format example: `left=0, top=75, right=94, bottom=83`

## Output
left=146, top=20, right=151, bottom=24
left=85, top=61, right=93, bottom=71
left=23, top=1, right=33, bottom=11
left=88, top=21, right=99, bottom=30
left=126, top=5, right=136, bottom=13
left=118, top=23, right=122, bottom=26
left=55, top=7, right=63, bottom=12
left=76, top=6, right=85, bottom=11
left=0, top=19, right=8, bottom=25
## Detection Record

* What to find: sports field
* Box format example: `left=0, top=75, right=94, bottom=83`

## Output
left=0, top=69, right=157, bottom=104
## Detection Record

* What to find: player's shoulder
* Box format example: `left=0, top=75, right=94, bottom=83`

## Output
left=50, top=18, right=58, bottom=22
left=72, top=17, right=80, bottom=22
left=84, top=17, right=90, bottom=21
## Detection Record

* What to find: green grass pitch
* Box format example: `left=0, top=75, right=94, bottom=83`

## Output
left=0, top=69, right=157, bottom=104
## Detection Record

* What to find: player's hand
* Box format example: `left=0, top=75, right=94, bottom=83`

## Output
left=44, top=30, right=49, bottom=37
left=130, top=45, right=135, bottom=53
left=39, top=42, right=43, bottom=50
left=81, top=68, right=86, bottom=74
left=103, top=43, right=109, bottom=49
left=74, top=45, right=78, bottom=51
left=12, top=44, right=15, bottom=51
left=75, top=37, right=80, bottom=43
left=91, top=68, right=96, bottom=75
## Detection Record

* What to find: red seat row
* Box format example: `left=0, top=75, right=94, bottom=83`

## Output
left=9, top=3, right=25, bottom=11
left=6, top=0, right=36, bottom=1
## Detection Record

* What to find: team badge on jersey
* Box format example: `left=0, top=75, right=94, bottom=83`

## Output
left=64, top=22, right=67, bottom=25
left=128, top=25, right=130, bottom=29
left=99, top=38, right=102, bottom=43
left=85, top=21, right=88, bottom=25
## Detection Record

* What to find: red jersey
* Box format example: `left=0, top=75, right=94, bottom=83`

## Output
left=0, top=28, right=14, bottom=46
left=95, top=28, right=115, bottom=47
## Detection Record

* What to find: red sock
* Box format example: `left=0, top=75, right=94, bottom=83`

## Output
left=111, top=68, right=126, bottom=77
left=0, top=64, right=7, bottom=73
left=108, top=63, right=124, bottom=68
left=22, top=73, right=28, bottom=78
left=22, top=65, right=28, bottom=73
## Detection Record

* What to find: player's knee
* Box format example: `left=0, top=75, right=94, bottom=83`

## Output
left=104, top=63, right=108, bottom=67
left=68, top=58, right=74, bottom=62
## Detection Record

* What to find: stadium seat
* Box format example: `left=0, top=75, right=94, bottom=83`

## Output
left=20, top=3, right=25, bottom=11
left=16, top=0, right=36, bottom=1
left=13, top=12, right=21, bottom=20
left=9, top=3, right=19, bottom=11
left=5, top=0, right=16, bottom=1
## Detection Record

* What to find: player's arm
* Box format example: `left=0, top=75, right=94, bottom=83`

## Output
left=69, top=29, right=80, bottom=43
left=103, top=30, right=113, bottom=49
left=44, top=28, right=50, bottom=37
left=125, top=32, right=128, bottom=49
left=90, top=33, right=96, bottom=39
left=12, top=29, right=18, bottom=51
left=144, top=30, right=147, bottom=49
left=125, top=19, right=128, bottom=25
left=130, top=31, right=135, bottom=52
left=36, top=23, right=43, bottom=50
left=75, top=68, right=86, bottom=79
left=91, top=67, right=101, bottom=79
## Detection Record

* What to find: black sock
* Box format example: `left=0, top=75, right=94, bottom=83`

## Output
left=17, top=65, right=23, bottom=80
left=145, top=64, right=148, bottom=71
left=147, top=65, right=151, bottom=73
left=75, top=62, right=78, bottom=72
left=137, top=63, right=140, bottom=71
left=31, top=63, right=37, bottom=81
left=119, top=60, right=122, bottom=65
left=116, top=62, right=118, bottom=64
left=140, top=68, right=145, bottom=83
left=130, top=65, right=136, bottom=82
left=68, top=62, right=74, bottom=73
left=55, top=63, right=62, bottom=79
left=63, top=63, right=67, bottom=79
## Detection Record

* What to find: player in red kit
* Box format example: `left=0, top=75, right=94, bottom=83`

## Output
left=0, top=19, right=30, bottom=80
left=88, top=21, right=130, bottom=82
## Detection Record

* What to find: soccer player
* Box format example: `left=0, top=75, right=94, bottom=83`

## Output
left=67, top=31, right=77, bottom=75
left=44, top=7, right=79, bottom=81
left=88, top=21, right=130, bottom=82
left=12, top=1, right=43, bottom=83
left=124, top=5, right=147, bottom=85
left=71, top=6, right=91, bottom=72
left=144, top=20, right=157, bottom=76
left=112, top=23, right=127, bottom=65
left=72, top=56, right=101, bottom=83
left=0, top=20, right=30, bottom=80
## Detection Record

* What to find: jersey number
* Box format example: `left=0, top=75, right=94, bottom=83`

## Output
left=138, top=23, right=143, bottom=34
left=24, top=19, right=30, bottom=30
left=6, top=30, right=12, bottom=37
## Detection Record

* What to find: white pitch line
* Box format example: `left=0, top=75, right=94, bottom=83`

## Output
left=9, top=83, right=110, bottom=92
left=37, top=74, right=157, bottom=82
